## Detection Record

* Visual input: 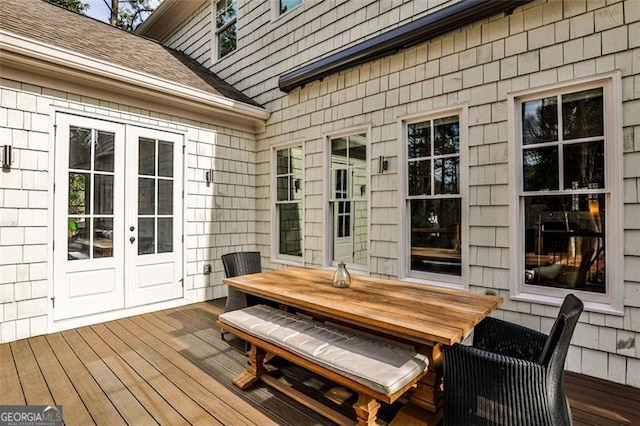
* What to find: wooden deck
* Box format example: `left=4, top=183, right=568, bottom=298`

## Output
left=1, top=300, right=639, bottom=425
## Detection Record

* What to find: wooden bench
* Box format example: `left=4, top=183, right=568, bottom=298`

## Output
left=217, top=304, right=429, bottom=426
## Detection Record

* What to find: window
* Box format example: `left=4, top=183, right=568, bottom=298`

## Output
left=328, top=133, right=368, bottom=268
left=274, top=145, right=303, bottom=261
left=279, top=0, right=302, bottom=15
left=404, top=111, right=465, bottom=281
left=215, top=0, right=237, bottom=59
left=511, top=73, right=623, bottom=313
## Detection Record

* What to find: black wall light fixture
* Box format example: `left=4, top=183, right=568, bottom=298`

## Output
left=378, top=155, right=388, bottom=174
left=2, top=145, right=13, bottom=170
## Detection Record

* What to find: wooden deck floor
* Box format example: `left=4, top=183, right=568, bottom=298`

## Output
left=1, top=300, right=639, bottom=425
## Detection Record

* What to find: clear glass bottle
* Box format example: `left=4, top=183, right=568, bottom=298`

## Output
left=333, top=261, right=351, bottom=288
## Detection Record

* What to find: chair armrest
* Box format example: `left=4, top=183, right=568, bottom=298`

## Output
left=443, top=344, right=553, bottom=426
left=473, top=317, right=547, bottom=362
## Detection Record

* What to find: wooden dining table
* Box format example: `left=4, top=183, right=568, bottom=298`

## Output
left=223, top=266, right=502, bottom=425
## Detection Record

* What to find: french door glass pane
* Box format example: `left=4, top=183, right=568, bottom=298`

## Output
left=93, top=218, right=113, bottom=258
left=69, top=127, right=91, bottom=170
left=138, top=138, right=155, bottom=176
left=158, top=141, right=173, bottom=177
left=138, top=218, right=155, bottom=255
left=410, top=199, right=461, bottom=276
left=68, top=217, right=90, bottom=260
left=138, top=178, right=155, bottom=215
left=523, top=146, right=559, bottom=191
left=94, top=175, right=114, bottom=215
left=158, top=218, right=173, bottom=253
left=95, top=131, right=114, bottom=172
left=69, top=173, right=90, bottom=214
left=158, top=180, right=173, bottom=215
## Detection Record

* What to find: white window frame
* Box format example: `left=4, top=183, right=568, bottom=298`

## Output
left=508, top=71, right=624, bottom=315
left=270, top=0, right=304, bottom=20
left=213, top=0, right=237, bottom=62
left=324, top=125, right=371, bottom=274
left=271, top=141, right=305, bottom=266
left=398, top=105, right=469, bottom=288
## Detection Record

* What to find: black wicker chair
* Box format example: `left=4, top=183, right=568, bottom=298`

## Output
left=443, top=293, right=583, bottom=426
left=220, top=251, right=264, bottom=341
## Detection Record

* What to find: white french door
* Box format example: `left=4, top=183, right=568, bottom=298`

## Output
left=53, top=114, right=183, bottom=321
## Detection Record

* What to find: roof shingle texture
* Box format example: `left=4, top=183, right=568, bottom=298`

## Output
left=0, top=0, right=261, bottom=108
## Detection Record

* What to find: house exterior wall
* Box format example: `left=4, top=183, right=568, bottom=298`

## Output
left=166, top=0, right=640, bottom=387
left=0, top=77, right=257, bottom=343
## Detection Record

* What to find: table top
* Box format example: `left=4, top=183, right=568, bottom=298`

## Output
left=223, top=267, right=502, bottom=346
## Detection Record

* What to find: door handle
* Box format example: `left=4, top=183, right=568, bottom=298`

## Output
left=130, top=236, right=135, bottom=244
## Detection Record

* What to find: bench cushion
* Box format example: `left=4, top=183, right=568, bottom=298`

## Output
left=219, top=304, right=429, bottom=395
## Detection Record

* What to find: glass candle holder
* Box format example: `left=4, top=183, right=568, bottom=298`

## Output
left=332, top=261, right=351, bottom=288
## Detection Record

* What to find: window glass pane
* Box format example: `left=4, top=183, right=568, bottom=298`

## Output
left=93, top=218, right=113, bottom=258
left=331, top=137, right=348, bottom=161
left=158, top=180, right=173, bottom=215
left=290, top=176, right=302, bottom=201
left=69, top=173, right=90, bottom=214
left=523, top=195, right=605, bottom=293
left=68, top=218, right=90, bottom=260
left=138, top=178, right=155, bottom=215
left=94, top=174, right=114, bottom=215
left=563, top=141, right=605, bottom=190
left=434, top=158, right=459, bottom=194
left=218, top=24, right=236, bottom=58
left=277, top=176, right=289, bottom=201
left=522, top=96, right=558, bottom=145
left=158, top=141, right=173, bottom=177
left=277, top=148, right=289, bottom=174
left=69, top=127, right=92, bottom=170
left=280, top=0, right=302, bottom=14
left=562, top=88, right=603, bottom=140
left=138, top=218, right=155, bottom=255
left=291, top=146, right=303, bottom=173
left=95, top=131, right=114, bottom=172
left=408, top=160, right=431, bottom=195
left=523, top=146, right=559, bottom=191
left=410, top=199, right=461, bottom=276
left=139, top=138, right=155, bottom=176
left=408, top=122, right=430, bottom=159
left=433, top=116, right=459, bottom=155
left=216, top=0, right=237, bottom=28
left=279, top=203, right=302, bottom=257
left=158, top=218, right=173, bottom=253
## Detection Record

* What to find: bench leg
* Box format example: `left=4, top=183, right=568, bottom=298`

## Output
left=353, top=394, right=380, bottom=426
left=233, top=344, right=267, bottom=390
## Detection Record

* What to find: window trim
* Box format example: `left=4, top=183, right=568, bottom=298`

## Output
left=398, top=105, right=469, bottom=288
left=324, top=125, right=371, bottom=274
left=271, top=140, right=305, bottom=266
left=508, top=71, right=624, bottom=315
left=212, top=0, right=237, bottom=62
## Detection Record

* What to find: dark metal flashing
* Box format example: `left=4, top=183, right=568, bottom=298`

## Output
left=278, top=0, right=533, bottom=93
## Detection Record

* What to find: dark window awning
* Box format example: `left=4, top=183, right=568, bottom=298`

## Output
left=278, top=0, right=533, bottom=93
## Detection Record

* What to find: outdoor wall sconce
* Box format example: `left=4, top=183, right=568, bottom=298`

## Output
left=205, top=169, right=214, bottom=186
left=2, top=145, right=13, bottom=170
left=294, top=178, right=301, bottom=192
left=378, top=155, right=388, bottom=174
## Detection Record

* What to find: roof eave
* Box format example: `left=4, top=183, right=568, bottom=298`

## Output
left=135, top=0, right=207, bottom=42
left=279, top=0, right=534, bottom=92
left=0, top=30, right=269, bottom=132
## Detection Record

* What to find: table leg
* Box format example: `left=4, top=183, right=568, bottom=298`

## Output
left=233, top=344, right=266, bottom=390
left=408, top=343, right=443, bottom=424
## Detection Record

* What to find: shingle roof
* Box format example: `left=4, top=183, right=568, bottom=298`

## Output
left=0, top=0, right=262, bottom=108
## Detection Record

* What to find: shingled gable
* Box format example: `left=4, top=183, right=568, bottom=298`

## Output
left=0, top=0, right=266, bottom=128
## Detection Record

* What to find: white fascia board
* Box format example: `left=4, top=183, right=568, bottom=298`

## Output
left=0, top=30, right=270, bottom=123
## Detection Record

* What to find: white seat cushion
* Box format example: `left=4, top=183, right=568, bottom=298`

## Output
left=219, top=304, right=429, bottom=395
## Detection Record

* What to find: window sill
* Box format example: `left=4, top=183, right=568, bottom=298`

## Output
left=511, top=290, right=623, bottom=316
left=402, top=274, right=464, bottom=290
left=271, top=256, right=304, bottom=267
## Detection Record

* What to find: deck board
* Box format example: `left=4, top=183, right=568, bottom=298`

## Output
left=1, top=300, right=638, bottom=426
